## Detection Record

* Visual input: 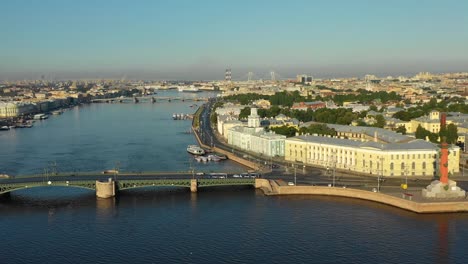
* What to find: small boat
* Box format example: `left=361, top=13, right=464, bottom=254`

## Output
left=207, top=155, right=221, bottom=162
left=187, top=145, right=205, bottom=155
left=102, top=170, right=119, bottom=174
left=0, top=126, right=10, bottom=131
left=34, top=114, right=48, bottom=120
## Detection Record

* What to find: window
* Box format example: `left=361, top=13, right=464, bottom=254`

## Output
left=390, top=163, right=394, bottom=170
left=401, top=163, right=405, bottom=170
left=422, top=162, right=426, bottom=169
left=412, top=162, right=415, bottom=170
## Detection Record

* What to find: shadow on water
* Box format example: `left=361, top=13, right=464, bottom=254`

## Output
left=274, top=194, right=468, bottom=221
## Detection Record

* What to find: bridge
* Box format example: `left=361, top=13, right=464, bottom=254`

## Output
left=0, top=177, right=257, bottom=198
left=91, top=96, right=209, bottom=103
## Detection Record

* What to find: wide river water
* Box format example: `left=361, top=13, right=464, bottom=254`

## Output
left=1, top=90, right=467, bottom=263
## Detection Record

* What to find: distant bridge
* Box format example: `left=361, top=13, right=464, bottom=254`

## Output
left=91, top=96, right=209, bottom=103
left=0, top=178, right=256, bottom=198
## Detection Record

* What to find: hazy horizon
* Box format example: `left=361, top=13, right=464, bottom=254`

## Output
left=1, top=0, right=467, bottom=80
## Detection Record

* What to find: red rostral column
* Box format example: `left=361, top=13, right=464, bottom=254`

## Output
left=439, top=113, right=449, bottom=184
left=440, top=141, right=449, bottom=184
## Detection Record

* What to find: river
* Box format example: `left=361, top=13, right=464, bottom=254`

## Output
left=0, top=90, right=467, bottom=263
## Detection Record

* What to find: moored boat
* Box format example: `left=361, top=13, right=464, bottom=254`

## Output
left=187, top=145, right=205, bottom=155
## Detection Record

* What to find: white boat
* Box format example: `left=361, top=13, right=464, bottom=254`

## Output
left=207, top=154, right=221, bottom=162
left=178, top=85, right=200, bottom=93
left=187, top=145, right=205, bottom=155
left=33, top=114, right=49, bottom=120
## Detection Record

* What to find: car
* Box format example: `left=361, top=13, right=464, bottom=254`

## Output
left=288, top=182, right=295, bottom=186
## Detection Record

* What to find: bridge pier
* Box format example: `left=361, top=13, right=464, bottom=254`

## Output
left=190, top=179, right=198, bottom=193
left=96, top=178, right=116, bottom=198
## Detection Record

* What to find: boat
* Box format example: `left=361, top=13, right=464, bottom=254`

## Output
left=33, top=114, right=49, bottom=120
left=0, top=174, right=10, bottom=179
left=102, top=170, right=119, bottom=174
left=178, top=85, right=201, bottom=93
left=187, top=145, right=205, bottom=155
left=207, top=154, right=221, bottom=162
left=213, top=154, right=227, bottom=160
left=51, top=110, right=63, bottom=115
left=0, top=126, right=10, bottom=131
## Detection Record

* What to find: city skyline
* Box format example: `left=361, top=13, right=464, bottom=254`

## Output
left=1, top=0, right=468, bottom=80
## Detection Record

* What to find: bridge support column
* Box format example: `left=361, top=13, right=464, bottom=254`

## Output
left=190, top=179, right=198, bottom=193
left=96, top=178, right=116, bottom=198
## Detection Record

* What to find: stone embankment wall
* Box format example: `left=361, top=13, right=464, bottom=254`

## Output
left=255, top=179, right=273, bottom=193
left=265, top=183, right=468, bottom=214
left=212, top=147, right=260, bottom=170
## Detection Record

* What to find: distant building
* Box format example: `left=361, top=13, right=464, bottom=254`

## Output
left=291, top=101, right=326, bottom=111
left=0, top=102, right=36, bottom=117
left=296, top=74, right=313, bottom=84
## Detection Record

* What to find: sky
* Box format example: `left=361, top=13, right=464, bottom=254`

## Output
left=0, top=0, right=467, bottom=80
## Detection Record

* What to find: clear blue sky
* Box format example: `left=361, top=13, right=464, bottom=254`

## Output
left=1, top=0, right=467, bottom=80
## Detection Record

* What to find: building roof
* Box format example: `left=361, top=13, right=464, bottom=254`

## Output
left=286, top=135, right=440, bottom=152
left=325, top=124, right=413, bottom=143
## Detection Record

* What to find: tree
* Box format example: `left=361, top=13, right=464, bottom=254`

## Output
left=210, top=112, right=218, bottom=125
left=396, top=126, right=406, bottom=135
left=239, top=107, right=251, bottom=119
left=446, top=124, right=458, bottom=144
left=299, top=124, right=337, bottom=137
left=270, top=125, right=298, bottom=137
left=415, top=125, right=426, bottom=140
left=373, top=114, right=386, bottom=128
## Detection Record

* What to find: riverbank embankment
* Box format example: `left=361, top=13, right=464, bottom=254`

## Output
left=254, top=179, right=468, bottom=213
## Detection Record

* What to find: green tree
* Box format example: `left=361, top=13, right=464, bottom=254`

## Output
left=395, top=126, right=407, bottom=135
left=270, top=125, right=298, bottom=137
left=299, top=124, right=337, bottom=136
left=369, top=105, right=378, bottom=111
left=210, top=112, right=218, bottom=125
left=373, top=114, right=386, bottom=128
left=415, top=125, right=427, bottom=140
left=239, top=107, right=251, bottom=119
left=446, top=123, right=458, bottom=144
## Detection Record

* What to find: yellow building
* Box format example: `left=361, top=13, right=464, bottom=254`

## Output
left=285, top=135, right=460, bottom=177
left=408, top=110, right=468, bottom=134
